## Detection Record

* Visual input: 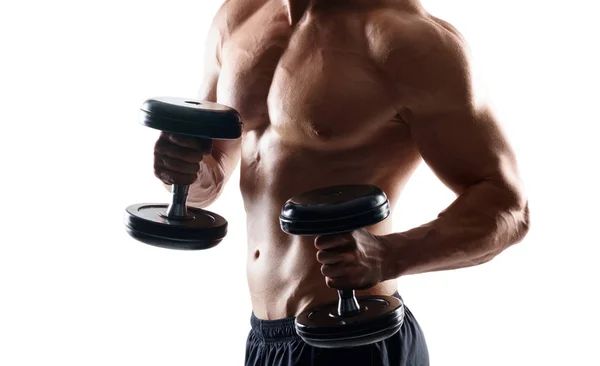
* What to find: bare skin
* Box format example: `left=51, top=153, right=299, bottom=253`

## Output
left=154, top=0, right=530, bottom=320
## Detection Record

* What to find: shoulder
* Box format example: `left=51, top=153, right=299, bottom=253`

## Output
left=364, top=8, right=475, bottom=111
left=204, top=0, right=266, bottom=63
left=210, top=0, right=265, bottom=37
left=364, top=8, right=469, bottom=73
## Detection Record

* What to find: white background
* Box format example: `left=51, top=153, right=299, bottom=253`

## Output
left=1, top=0, right=598, bottom=365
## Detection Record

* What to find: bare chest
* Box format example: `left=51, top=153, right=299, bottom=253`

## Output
left=216, top=7, right=398, bottom=148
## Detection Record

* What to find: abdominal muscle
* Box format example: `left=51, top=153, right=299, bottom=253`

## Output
left=246, top=230, right=400, bottom=320
left=241, top=127, right=417, bottom=320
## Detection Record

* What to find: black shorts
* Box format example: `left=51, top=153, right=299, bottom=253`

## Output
left=245, top=292, right=429, bottom=366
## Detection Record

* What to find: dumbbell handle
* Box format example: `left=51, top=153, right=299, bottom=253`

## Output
left=321, top=231, right=360, bottom=317
left=337, top=289, right=361, bottom=316
left=165, top=184, right=191, bottom=219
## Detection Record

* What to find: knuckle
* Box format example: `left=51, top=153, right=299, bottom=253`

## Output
left=156, top=134, right=169, bottom=146
left=194, top=150, right=206, bottom=162
left=154, top=155, right=166, bottom=167
left=179, top=150, right=201, bottom=163
left=163, top=157, right=178, bottom=171
left=179, top=136, right=196, bottom=148
left=157, top=143, right=174, bottom=157
left=153, top=145, right=164, bottom=156
left=168, top=133, right=183, bottom=144
left=155, top=136, right=173, bottom=150
left=156, top=172, right=172, bottom=185
left=316, top=251, right=325, bottom=262
left=314, top=237, right=323, bottom=248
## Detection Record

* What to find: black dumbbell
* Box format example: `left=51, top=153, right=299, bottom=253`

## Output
left=280, top=184, right=405, bottom=348
left=124, top=97, right=243, bottom=250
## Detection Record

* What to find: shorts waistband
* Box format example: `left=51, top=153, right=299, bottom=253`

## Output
left=250, top=291, right=402, bottom=342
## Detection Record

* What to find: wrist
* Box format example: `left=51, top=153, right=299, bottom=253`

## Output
left=378, top=233, right=409, bottom=281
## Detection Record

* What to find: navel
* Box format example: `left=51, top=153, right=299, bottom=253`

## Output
left=307, top=123, right=333, bottom=141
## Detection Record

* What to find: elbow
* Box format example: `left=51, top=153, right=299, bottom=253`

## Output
left=482, top=185, right=531, bottom=259
left=494, top=193, right=530, bottom=254
left=477, top=200, right=529, bottom=264
left=492, top=171, right=531, bottom=247
left=505, top=182, right=531, bottom=246
left=512, top=199, right=530, bottom=245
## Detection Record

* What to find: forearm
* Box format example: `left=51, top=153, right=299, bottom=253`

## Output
left=381, top=180, right=529, bottom=279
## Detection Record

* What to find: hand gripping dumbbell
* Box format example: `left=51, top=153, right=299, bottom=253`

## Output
left=124, top=97, right=243, bottom=250
left=280, top=184, right=405, bottom=348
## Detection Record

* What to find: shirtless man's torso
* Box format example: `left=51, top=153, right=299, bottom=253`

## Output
left=152, top=0, right=530, bottom=364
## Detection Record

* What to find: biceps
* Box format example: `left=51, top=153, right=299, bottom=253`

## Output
left=197, top=68, right=220, bottom=102
left=408, top=105, right=519, bottom=194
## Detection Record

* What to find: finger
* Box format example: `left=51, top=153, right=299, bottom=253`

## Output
left=154, top=167, right=197, bottom=186
left=325, top=276, right=359, bottom=290
left=321, top=263, right=352, bottom=278
left=166, top=133, right=201, bottom=150
left=155, top=139, right=204, bottom=163
left=155, top=153, right=200, bottom=175
left=325, top=277, right=354, bottom=290
left=316, top=248, right=353, bottom=265
left=314, top=233, right=354, bottom=250
left=167, top=134, right=213, bottom=156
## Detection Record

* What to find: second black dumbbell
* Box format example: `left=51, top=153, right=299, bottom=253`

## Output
left=124, top=96, right=243, bottom=250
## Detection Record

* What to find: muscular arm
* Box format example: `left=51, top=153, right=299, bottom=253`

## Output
left=166, top=5, right=242, bottom=207
left=369, top=15, right=530, bottom=277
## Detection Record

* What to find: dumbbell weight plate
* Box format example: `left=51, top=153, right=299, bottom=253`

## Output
left=124, top=203, right=227, bottom=250
left=139, top=97, right=243, bottom=139
left=295, top=294, right=405, bottom=348
left=280, top=184, right=391, bottom=236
